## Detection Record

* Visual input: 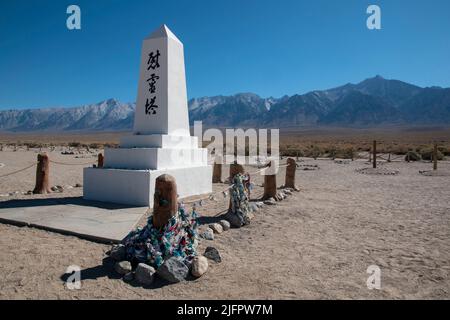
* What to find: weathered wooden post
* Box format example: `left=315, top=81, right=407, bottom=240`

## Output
left=262, top=160, right=277, bottom=200
left=284, top=158, right=297, bottom=189
left=33, top=153, right=51, bottom=194
left=212, top=155, right=223, bottom=183
left=152, top=174, right=178, bottom=228
left=97, top=153, right=104, bottom=168
left=372, top=140, right=377, bottom=169
left=433, top=142, right=438, bottom=171
left=212, top=161, right=222, bottom=183
left=229, top=161, right=245, bottom=181
left=388, top=153, right=391, bottom=162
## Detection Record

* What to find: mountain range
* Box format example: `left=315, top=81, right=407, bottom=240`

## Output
left=1, top=76, right=449, bottom=132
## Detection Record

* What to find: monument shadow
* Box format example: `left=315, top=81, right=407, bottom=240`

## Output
left=0, top=196, right=144, bottom=210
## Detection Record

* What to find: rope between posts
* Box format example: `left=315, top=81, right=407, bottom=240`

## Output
left=376, top=155, right=389, bottom=161
left=182, top=183, right=235, bottom=205
left=0, top=162, right=37, bottom=178
left=49, top=159, right=95, bottom=166
left=181, top=162, right=290, bottom=206
left=390, top=154, right=405, bottom=161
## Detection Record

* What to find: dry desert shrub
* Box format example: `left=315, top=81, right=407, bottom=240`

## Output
left=88, top=143, right=103, bottom=149
left=24, top=142, right=44, bottom=149
left=68, top=141, right=82, bottom=148
left=438, top=146, right=450, bottom=156
left=405, top=150, right=421, bottom=161
left=419, top=148, right=444, bottom=161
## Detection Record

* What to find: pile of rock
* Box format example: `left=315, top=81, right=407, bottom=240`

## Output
left=51, top=185, right=64, bottom=192
left=298, top=164, right=319, bottom=171
left=200, top=220, right=230, bottom=240
left=110, top=245, right=188, bottom=284
left=334, top=159, right=351, bottom=164
left=356, top=167, right=399, bottom=176
left=109, top=244, right=222, bottom=285
left=419, top=170, right=450, bottom=177
left=263, top=187, right=296, bottom=205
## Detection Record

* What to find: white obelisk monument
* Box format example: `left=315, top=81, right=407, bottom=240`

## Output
left=83, top=25, right=212, bottom=207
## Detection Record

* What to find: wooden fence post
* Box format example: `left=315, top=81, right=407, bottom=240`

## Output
left=33, top=153, right=51, bottom=194
left=212, top=155, right=223, bottom=183
left=372, top=140, right=377, bottom=169
left=284, top=158, right=297, bottom=189
left=229, top=161, right=245, bottom=181
left=97, top=153, right=104, bottom=168
left=262, top=160, right=277, bottom=200
left=433, top=142, right=438, bottom=171
left=152, top=174, right=178, bottom=228
left=212, top=161, right=222, bottom=183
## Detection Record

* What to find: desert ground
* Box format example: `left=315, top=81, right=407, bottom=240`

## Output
left=0, top=139, right=449, bottom=300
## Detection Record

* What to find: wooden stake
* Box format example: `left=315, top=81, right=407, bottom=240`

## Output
left=284, top=158, right=297, bottom=189
left=33, top=153, right=51, bottom=194
left=152, top=174, right=178, bottom=228
left=212, top=161, right=222, bottom=183
left=372, top=140, right=377, bottom=169
left=262, top=160, right=277, bottom=200
left=97, top=153, right=104, bottom=168
left=212, top=155, right=223, bottom=183
left=433, top=142, right=438, bottom=171
left=229, top=161, right=244, bottom=181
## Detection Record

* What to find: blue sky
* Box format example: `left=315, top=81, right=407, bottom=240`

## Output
left=0, top=0, right=449, bottom=109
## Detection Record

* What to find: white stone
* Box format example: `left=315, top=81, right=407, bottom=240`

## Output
left=115, top=261, right=132, bottom=275
left=255, top=201, right=264, bottom=208
left=219, top=220, right=230, bottom=231
left=209, top=223, right=223, bottom=234
left=191, top=256, right=208, bottom=278
left=249, top=203, right=259, bottom=212
left=83, top=24, right=211, bottom=207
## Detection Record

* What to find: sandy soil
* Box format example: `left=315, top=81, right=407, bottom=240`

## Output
left=0, top=148, right=449, bottom=299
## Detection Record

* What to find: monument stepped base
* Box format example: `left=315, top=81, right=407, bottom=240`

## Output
left=83, top=165, right=212, bottom=207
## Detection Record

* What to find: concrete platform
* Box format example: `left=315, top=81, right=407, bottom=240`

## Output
left=0, top=197, right=146, bottom=243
